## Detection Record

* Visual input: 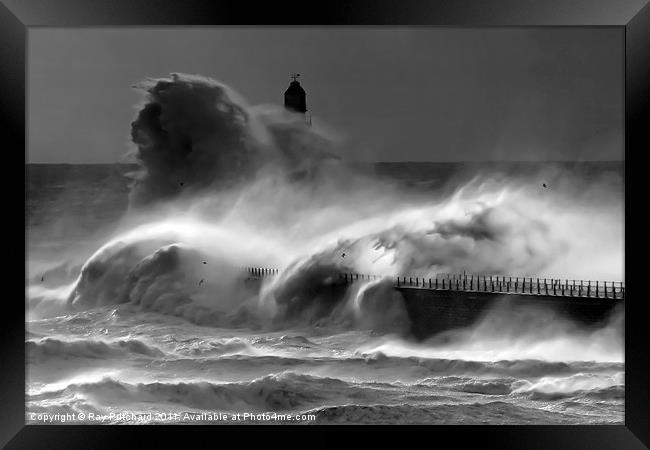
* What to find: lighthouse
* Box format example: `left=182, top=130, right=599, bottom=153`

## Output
left=284, top=73, right=311, bottom=125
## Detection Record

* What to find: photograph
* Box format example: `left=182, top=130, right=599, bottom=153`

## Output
left=25, top=26, right=625, bottom=425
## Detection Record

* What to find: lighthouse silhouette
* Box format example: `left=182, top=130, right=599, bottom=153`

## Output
left=284, top=73, right=311, bottom=125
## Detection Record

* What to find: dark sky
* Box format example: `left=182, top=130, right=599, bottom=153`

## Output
left=28, top=27, right=623, bottom=163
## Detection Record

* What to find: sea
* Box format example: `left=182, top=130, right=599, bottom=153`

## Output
left=25, top=161, right=624, bottom=425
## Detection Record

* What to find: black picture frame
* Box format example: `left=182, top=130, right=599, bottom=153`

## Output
left=5, top=0, right=649, bottom=447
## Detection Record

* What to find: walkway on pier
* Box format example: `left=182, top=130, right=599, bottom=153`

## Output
left=242, top=267, right=625, bottom=300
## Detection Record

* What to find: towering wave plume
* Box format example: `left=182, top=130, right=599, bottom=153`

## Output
left=129, top=74, right=254, bottom=206
left=128, top=73, right=338, bottom=208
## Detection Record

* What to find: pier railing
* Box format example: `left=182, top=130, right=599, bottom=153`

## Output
left=242, top=267, right=625, bottom=300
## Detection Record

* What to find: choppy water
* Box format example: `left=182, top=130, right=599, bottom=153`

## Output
left=27, top=305, right=624, bottom=424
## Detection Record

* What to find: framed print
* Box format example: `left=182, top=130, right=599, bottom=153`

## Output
left=3, top=0, right=649, bottom=447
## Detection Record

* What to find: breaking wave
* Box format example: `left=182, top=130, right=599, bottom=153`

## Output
left=27, top=337, right=165, bottom=360
left=32, top=373, right=359, bottom=412
left=128, top=73, right=338, bottom=207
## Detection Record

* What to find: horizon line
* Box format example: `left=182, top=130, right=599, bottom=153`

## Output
left=25, top=159, right=625, bottom=165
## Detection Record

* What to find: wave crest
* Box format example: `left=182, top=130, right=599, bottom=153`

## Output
left=27, top=337, right=164, bottom=360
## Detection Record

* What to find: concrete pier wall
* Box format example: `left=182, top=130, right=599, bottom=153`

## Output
left=241, top=267, right=624, bottom=340
left=398, top=288, right=623, bottom=340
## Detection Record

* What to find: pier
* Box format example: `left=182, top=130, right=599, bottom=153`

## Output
left=242, top=267, right=624, bottom=339
left=242, top=267, right=624, bottom=300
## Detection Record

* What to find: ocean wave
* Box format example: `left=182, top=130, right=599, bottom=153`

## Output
left=442, top=376, right=623, bottom=400
left=524, top=385, right=624, bottom=402
left=251, top=335, right=316, bottom=348
left=303, top=401, right=597, bottom=424
left=370, top=355, right=622, bottom=379
left=168, top=337, right=258, bottom=357
left=27, top=337, right=165, bottom=361
left=456, top=379, right=515, bottom=395
left=579, top=385, right=625, bottom=401
left=32, top=373, right=357, bottom=412
left=510, top=372, right=624, bottom=401
left=155, top=335, right=318, bottom=359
